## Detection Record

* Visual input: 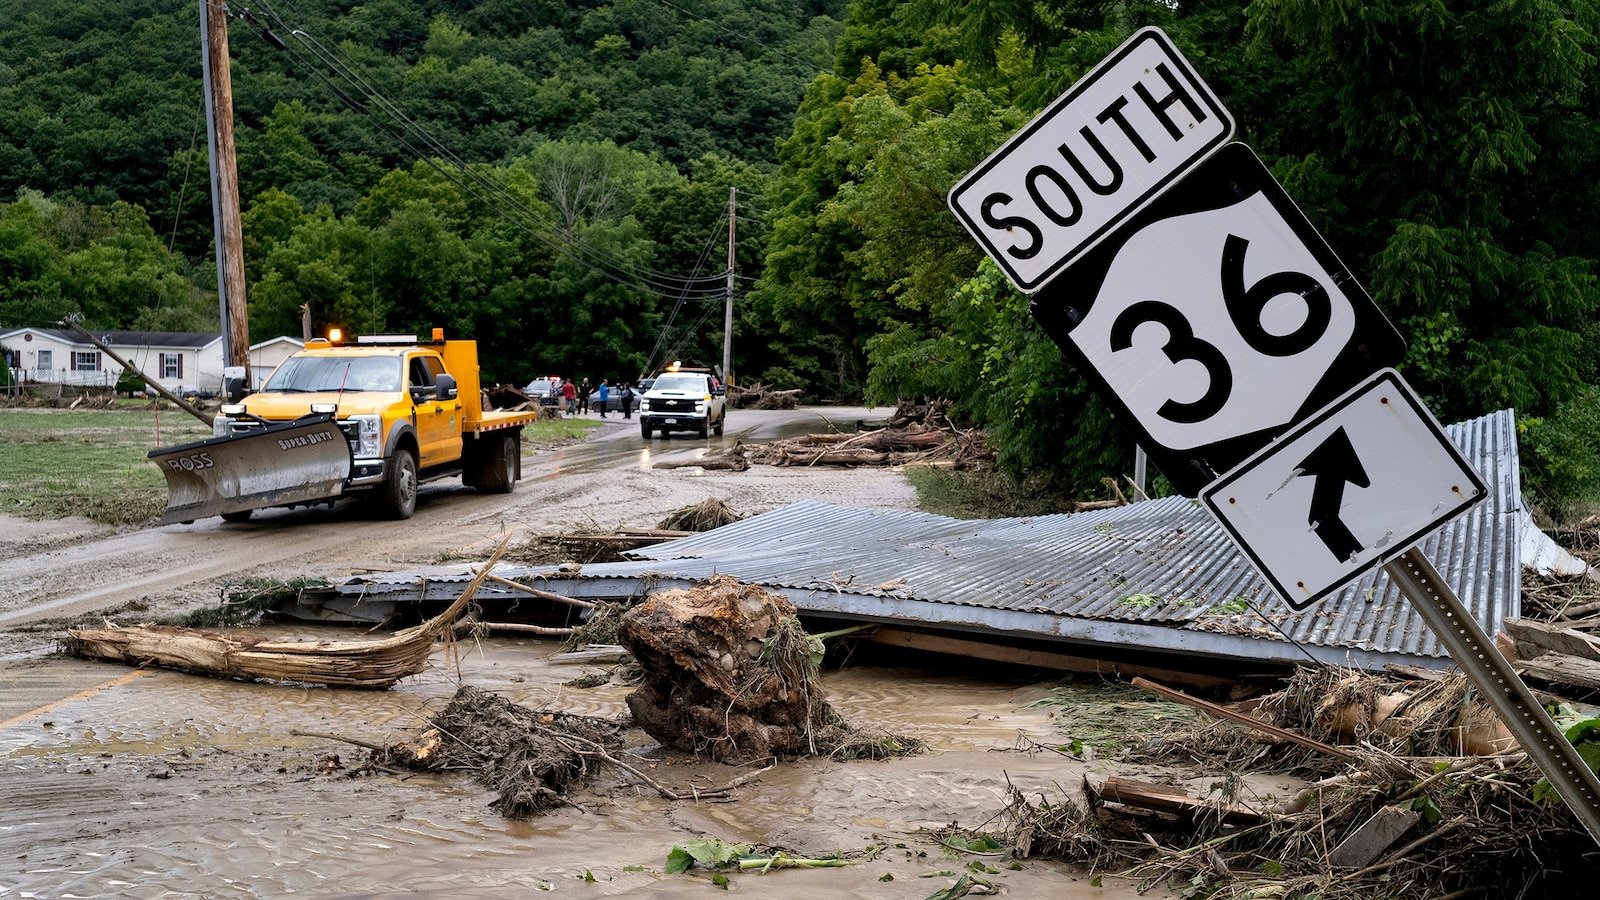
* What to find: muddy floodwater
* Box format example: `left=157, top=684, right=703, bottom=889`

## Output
left=1, top=633, right=1171, bottom=898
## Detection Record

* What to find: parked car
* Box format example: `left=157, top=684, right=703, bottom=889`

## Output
left=587, top=378, right=652, bottom=414
left=521, top=378, right=561, bottom=407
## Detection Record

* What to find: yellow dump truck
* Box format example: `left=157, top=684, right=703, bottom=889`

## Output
left=150, top=330, right=536, bottom=524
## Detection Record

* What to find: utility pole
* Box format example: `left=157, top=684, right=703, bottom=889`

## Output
left=200, top=0, right=250, bottom=384
left=722, top=187, right=735, bottom=387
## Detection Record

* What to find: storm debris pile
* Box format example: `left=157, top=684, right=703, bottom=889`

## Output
left=656, top=497, right=745, bottom=532
left=514, top=527, right=691, bottom=564
left=744, top=423, right=991, bottom=469
left=995, top=667, right=1598, bottom=898
left=725, top=382, right=802, bottom=409
left=618, top=575, right=921, bottom=762
left=385, top=685, right=628, bottom=817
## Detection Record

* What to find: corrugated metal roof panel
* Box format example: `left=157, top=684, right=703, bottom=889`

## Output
left=327, top=410, right=1521, bottom=669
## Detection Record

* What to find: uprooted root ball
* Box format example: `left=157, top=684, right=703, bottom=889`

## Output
left=618, top=574, right=921, bottom=763
left=383, top=685, right=628, bottom=817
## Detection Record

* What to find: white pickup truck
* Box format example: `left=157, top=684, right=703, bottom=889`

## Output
left=639, top=371, right=726, bottom=438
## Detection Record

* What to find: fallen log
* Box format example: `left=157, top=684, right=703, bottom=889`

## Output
left=66, top=541, right=506, bottom=688
left=1517, top=652, right=1600, bottom=693
left=1098, top=776, right=1265, bottom=826
left=1131, top=676, right=1359, bottom=762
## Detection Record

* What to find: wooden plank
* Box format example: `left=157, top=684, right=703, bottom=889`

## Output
left=1518, top=653, right=1600, bottom=693
left=1099, top=777, right=1263, bottom=825
left=1328, top=805, right=1420, bottom=868
left=866, top=628, right=1233, bottom=690
left=1502, top=618, right=1600, bottom=663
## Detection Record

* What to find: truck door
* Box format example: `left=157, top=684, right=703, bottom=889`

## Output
left=408, top=354, right=463, bottom=467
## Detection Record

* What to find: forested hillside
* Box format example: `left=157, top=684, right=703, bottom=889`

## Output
left=3, top=0, right=1598, bottom=513
left=0, top=0, right=841, bottom=379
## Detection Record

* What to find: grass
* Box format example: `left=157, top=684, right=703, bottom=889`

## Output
left=0, top=406, right=602, bottom=526
left=905, top=466, right=1075, bottom=519
left=525, top=416, right=603, bottom=442
left=0, top=407, right=212, bottom=524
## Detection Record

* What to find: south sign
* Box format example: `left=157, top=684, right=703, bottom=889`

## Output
left=948, top=27, right=1233, bottom=293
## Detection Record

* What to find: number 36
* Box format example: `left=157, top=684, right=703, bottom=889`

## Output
left=1107, top=233, right=1332, bottom=424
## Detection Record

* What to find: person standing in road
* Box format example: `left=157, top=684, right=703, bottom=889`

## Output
left=620, top=382, right=635, bottom=419
left=561, top=377, right=578, bottom=414
left=577, top=377, right=592, bottom=414
left=597, top=379, right=610, bottom=417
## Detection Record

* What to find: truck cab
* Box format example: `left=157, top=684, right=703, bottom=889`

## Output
left=639, top=367, right=726, bottom=439
left=181, top=331, right=533, bottom=522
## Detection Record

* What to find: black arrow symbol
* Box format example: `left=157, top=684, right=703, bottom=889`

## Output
left=1295, top=427, right=1370, bottom=561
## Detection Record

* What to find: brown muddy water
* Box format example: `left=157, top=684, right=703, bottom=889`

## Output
left=0, top=631, right=1173, bottom=898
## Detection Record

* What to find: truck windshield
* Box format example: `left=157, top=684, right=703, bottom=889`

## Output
left=652, top=373, right=707, bottom=392
left=264, top=356, right=401, bottom=393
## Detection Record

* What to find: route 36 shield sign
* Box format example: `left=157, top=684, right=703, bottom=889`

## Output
left=1030, top=143, right=1405, bottom=494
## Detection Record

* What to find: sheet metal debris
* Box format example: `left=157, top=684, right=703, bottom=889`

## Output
left=297, top=410, right=1530, bottom=670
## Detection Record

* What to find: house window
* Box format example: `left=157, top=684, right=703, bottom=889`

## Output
left=73, top=351, right=100, bottom=372
left=160, top=353, right=183, bottom=379
left=37, top=349, right=53, bottom=369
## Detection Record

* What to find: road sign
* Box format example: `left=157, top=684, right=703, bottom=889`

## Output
left=948, top=26, right=1232, bottom=293
left=1201, top=369, right=1486, bottom=610
left=1031, top=143, right=1405, bottom=494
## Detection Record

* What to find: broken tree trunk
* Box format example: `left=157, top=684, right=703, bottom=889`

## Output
left=66, top=542, right=505, bottom=688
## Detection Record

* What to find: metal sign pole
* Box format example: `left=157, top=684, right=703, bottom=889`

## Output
left=1386, top=546, right=1600, bottom=842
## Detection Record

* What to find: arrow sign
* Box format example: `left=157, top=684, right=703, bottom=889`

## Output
left=1296, top=427, right=1369, bottom=561
left=1201, top=369, right=1485, bottom=610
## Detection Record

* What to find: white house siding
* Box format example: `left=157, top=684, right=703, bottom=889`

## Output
left=197, top=336, right=305, bottom=390
left=2, top=330, right=315, bottom=394
left=1, top=329, right=214, bottom=393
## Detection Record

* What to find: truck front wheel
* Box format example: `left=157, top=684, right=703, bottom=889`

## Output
left=382, top=449, right=418, bottom=519
left=713, top=412, right=724, bottom=437
left=696, top=417, right=709, bottom=439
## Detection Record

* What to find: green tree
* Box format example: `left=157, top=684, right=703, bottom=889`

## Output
left=1247, top=0, right=1600, bottom=420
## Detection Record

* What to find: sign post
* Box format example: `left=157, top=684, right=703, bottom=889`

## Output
left=1386, top=547, right=1600, bottom=841
left=947, top=25, right=1600, bottom=844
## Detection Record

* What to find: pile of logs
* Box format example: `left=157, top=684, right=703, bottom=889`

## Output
left=726, top=382, right=803, bottom=409
left=748, top=423, right=993, bottom=468
left=1502, top=617, right=1600, bottom=694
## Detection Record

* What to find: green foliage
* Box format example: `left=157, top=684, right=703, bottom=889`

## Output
left=114, top=365, right=143, bottom=395
left=904, top=466, right=1072, bottom=519
left=0, top=191, right=210, bottom=330
left=758, top=0, right=1600, bottom=497
left=1520, top=390, right=1600, bottom=523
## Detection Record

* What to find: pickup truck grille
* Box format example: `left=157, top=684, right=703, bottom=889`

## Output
left=653, top=398, right=695, bottom=413
left=228, top=418, right=361, bottom=454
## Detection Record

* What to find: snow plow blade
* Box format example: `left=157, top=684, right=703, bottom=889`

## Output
left=149, top=415, right=353, bottom=524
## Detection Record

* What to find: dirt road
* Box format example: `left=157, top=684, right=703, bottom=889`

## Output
left=0, top=408, right=1183, bottom=897
left=0, top=407, right=909, bottom=637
